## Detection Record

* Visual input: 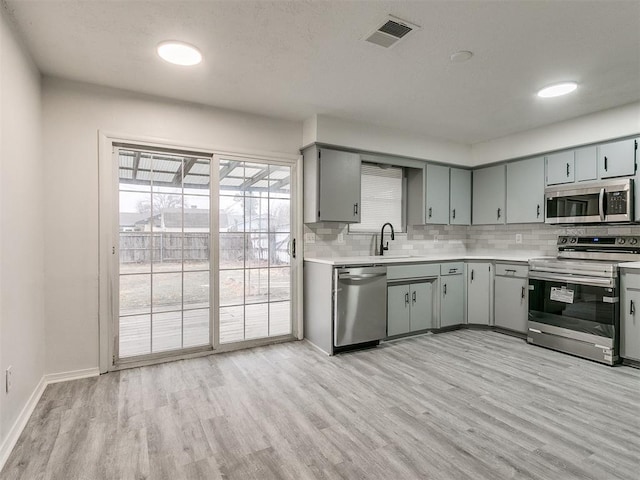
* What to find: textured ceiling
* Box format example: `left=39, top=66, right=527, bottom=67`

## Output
left=4, top=0, right=640, bottom=144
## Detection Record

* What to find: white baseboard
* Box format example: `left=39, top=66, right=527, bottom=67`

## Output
left=0, top=376, right=47, bottom=471
left=43, top=367, right=100, bottom=385
left=0, top=367, right=100, bottom=471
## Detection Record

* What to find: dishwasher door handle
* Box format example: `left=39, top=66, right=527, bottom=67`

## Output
left=339, top=273, right=387, bottom=280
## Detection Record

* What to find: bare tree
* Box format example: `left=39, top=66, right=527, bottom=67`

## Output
left=137, top=194, right=181, bottom=213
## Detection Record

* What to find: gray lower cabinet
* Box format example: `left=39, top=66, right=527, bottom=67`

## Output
left=494, top=263, right=529, bottom=334
left=620, top=270, right=640, bottom=361
left=506, top=157, right=544, bottom=223
left=472, top=164, right=506, bottom=225
left=440, top=264, right=465, bottom=328
left=450, top=168, right=471, bottom=225
left=387, top=282, right=435, bottom=336
left=425, top=164, right=450, bottom=224
left=598, top=138, right=637, bottom=179
left=466, top=262, right=492, bottom=325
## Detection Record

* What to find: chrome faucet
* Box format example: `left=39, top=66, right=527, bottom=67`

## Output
left=379, top=222, right=395, bottom=255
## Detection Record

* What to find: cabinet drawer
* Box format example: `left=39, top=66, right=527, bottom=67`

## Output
left=495, top=263, right=529, bottom=278
left=440, top=262, right=464, bottom=276
left=387, top=263, right=440, bottom=281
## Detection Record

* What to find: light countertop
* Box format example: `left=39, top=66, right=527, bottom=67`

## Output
left=304, top=252, right=541, bottom=266
left=619, top=262, right=640, bottom=269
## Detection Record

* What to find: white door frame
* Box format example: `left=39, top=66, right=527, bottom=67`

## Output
left=98, top=131, right=302, bottom=373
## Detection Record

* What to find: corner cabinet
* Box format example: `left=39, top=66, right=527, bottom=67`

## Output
left=506, top=157, right=545, bottom=223
left=472, top=164, right=506, bottom=225
left=450, top=168, right=471, bottom=225
left=303, top=146, right=361, bottom=223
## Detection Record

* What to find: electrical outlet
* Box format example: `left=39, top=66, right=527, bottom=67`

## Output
left=515, top=234, right=523, bottom=244
left=6, top=366, right=12, bottom=393
left=336, top=233, right=344, bottom=244
left=304, top=232, right=315, bottom=244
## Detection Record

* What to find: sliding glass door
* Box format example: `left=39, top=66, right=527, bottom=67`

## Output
left=217, top=155, right=292, bottom=343
left=112, top=146, right=295, bottom=365
left=116, top=147, right=212, bottom=359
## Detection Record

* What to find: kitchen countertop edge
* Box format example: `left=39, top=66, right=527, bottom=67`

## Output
left=304, top=253, right=539, bottom=266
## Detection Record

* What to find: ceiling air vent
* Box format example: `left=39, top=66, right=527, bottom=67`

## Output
left=365, top=16, right=419, bottom=48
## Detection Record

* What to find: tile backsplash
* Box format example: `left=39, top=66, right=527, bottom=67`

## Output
left=303, top=222, right=640, bottom=258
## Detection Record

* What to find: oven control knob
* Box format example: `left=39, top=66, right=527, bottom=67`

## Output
left=618, top=238, right=626, bottom=245
left=560, top=238, right=568, bottom=244
left=631, top=238, right=638, bottom=245
left=570, top=238, right=577, bottom=243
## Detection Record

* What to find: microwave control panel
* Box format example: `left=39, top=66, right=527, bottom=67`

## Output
left=607, top=191, right=628, bottom=214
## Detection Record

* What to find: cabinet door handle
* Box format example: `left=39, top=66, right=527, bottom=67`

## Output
left=452, top=209, right=456, bottom=219
left=405, top=292, right=410, bottom=306
left=428, top=207, right=433, bottom=218
left=505, top=268, right=516, bottom=274
left=566, top=162, right=570, bottom=177
left=471, top=270, right=474, bottom=282
left=537, top=204, right=541, bottom=218
left=630, top=299, right=635, bottom=315
left=353, top=203, right=358, bottom=215
left=497, top=208, right=501, bottom=220
left=443, top=284, right=447, bottom=296
left=412, top=291, right=416, bottom=304
left=604, top=156, right=608, bottom=171
left=521, top=286, right=525, bottom=299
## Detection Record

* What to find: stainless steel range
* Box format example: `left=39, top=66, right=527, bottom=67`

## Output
left=528, top=235, right=640, bottom=365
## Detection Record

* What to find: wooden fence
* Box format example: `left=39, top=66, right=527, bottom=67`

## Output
left=120, top=233, right=209, bottom=264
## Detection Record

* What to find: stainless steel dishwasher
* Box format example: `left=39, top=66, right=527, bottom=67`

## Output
left=334, top=266, right=387, bottom=349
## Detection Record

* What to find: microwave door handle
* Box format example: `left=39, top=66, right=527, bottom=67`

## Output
left=598, top=187, right=605, bottom=221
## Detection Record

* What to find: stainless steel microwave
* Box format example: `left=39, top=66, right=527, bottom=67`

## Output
left=545, top=178, right=634, bottom=224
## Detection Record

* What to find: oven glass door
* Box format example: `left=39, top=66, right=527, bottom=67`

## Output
left=528, top=278, right=617, bottom=339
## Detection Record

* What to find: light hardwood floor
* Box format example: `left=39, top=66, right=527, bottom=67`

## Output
left=2, top=330, right=639, bottom=480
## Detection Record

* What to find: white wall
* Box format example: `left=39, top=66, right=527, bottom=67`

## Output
left=0, top=5, right=45, bottom=449
left=472, top=102, right=640, bottom=165
left=308, top=114, right=473, bottom=166
left=41, top=77, right=302, bottom=374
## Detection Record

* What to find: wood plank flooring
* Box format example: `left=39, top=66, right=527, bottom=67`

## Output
left=2, top=330, right=639, bottom=480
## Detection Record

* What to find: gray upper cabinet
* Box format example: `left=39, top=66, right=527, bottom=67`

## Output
left=506, top=157, right=544, bottom=223
left=450, top=168, right=471, bottom=225
left=303, top=146, right=361, bottom=223
left=574, top=146, right=597, bottom=182
left=598, top=138, right=637, bottom=179
left=472, top=164, right=506, bottom=225
left=425, top=164, right=450, bottom=224
left=545, top=150, right=574, bottom=185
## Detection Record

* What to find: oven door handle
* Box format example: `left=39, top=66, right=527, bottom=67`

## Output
left=529, top=271, right=615, bottom=288
left=598, top=187, right=606, bottom=221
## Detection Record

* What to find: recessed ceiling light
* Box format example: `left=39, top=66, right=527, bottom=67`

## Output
left=157, top=41, right=202, bottom=66
left=450, top=51, right=473, bottom=63
left=537, top=82, right=578, bottom=98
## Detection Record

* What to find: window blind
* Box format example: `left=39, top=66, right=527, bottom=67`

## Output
left=350, top=163, right=403, bottom=233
